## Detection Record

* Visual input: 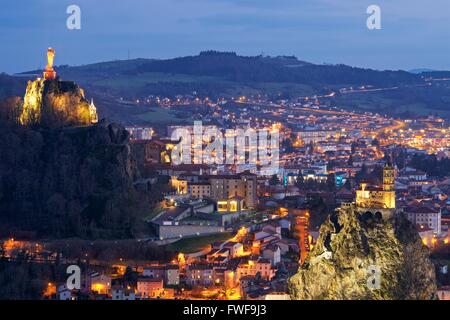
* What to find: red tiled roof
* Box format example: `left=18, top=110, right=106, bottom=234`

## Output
left=137, top=278, right=163, bottom=283
left=404, top=205, right=439, bottom=214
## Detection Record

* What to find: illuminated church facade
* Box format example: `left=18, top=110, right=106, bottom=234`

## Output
left=355, top=165, right=396, bottom=219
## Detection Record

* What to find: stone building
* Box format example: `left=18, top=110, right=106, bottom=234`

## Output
left=355, top=164, right=396, bottom=218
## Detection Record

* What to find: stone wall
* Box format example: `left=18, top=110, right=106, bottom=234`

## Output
left=157, top=225, right=224, bottom=239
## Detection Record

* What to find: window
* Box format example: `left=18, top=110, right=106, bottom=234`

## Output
left=218, top=201, right=228, bottom=212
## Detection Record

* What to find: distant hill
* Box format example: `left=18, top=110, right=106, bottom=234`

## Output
left=20, top=51, right=422, bottom=96
left=408, top=68, right=436, bottom=74
left=2, top=51, right=449, bottom=120
left=135, top=52, right=419, bottom=86
left=0, top=73, right=30, bottom=98
left=420, top=70, right=450, bottom=78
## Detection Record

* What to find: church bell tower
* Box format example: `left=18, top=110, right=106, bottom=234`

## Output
left=382, top=164, right=395, bottom=209
left=383, top=164, right=395, bottom=191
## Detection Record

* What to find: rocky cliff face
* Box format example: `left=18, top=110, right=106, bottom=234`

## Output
left=0, top=77, right=149, bottom=239
left=19, top=78, right=97, bottom=127
left=0, top=120, right=149, bottom=239
left=289, top=205, right=437, bottom=300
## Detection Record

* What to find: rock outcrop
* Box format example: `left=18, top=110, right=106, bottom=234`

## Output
left=289, top=205, right=437, bottom=300
left=19, top=78, right=97, bottom=128
left=0, top=74, right=149, bottom=239
left=0, top=119, right=150, bottom=239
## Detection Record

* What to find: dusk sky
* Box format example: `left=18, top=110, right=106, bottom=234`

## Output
left=1, top=0, right=449, bottom=73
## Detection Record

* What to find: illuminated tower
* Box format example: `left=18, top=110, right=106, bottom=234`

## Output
left=382, top=164, right=396, bottom=209
left=43, top=48, right=57, bottom=80
left=383, top=164, right=395, bottom=191
left=89, top=99, right=98, bottom=124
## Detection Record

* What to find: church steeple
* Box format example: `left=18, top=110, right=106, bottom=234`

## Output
left=383, top=164, right=395, bottom=191
left=89, top=98, right=98, bottom=124
left=382, top=163, right=396, bottom=210
left=355, top=163, right=396, bottom=214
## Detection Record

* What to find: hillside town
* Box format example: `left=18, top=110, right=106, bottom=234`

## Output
left=109, top=97, right=450, bottom=300
left=3, top=0, right=450, bottom=312
left=2, top=93, right=449, bottom=300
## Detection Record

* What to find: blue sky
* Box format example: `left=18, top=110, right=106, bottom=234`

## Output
left=0, top=0, right=449, bottom=73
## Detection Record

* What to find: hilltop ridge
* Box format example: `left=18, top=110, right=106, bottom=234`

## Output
left=1, top=51, right=449, bottom=119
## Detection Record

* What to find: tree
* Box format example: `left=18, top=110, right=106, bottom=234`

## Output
left=0, top=97, right=22, bottom=123
left=351, top=142, right=357, bottom=154
left=327, top=160, right=335, bottom=171
left=327, top=173, right=336, bottom=192
left=394, top=149, right=407, bottom=170
left=307, top=142, right=314, bottom=155
left=343, top=178, right=352, bottom=190
left=282, top=138, right=295, bottom=153
left=355, top=164, right=369, bottom=184
left=410, top=154, right=450, bottom=178
left=0, top=242, right=5, bottom=259
left=372, top=138, right=380, bottom=147
left=269, top=174, right=280, bottom=186
left=347, top=155, right=354, bottom=166
left=383, top=153, right=392, bottom=165
left=123, top=266, right=137, bottom=283
left=295, top=175, right=305, bottom=189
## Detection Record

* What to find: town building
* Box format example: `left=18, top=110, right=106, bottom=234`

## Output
left=111, top=286, right=136, bottom=300
left=209, top=172, right=257, bottom=209
left=186, top=264, right=214, bottom=287
left=136, top=278, right=165, bottom=298
left=237, top=257, right=275, bottom=280
left=89, top=272, right=111, bottom=295
left=404, top=204, right=442, bottom=234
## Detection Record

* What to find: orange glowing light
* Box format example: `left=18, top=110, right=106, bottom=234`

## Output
left=92, top=283, right=106, bottom=294
left=43, top=282, right=56, bottom=297
left=43, top=48, right=56, bottom=80
left=232, top=227, right=248, bottom=242
left=178, top=252, right=186, bottom=267
left=279, top=207, right=288, bottom=217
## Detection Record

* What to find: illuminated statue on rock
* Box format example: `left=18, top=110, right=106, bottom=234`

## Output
left=43, top=48, right=57, bottom=80
left=19, top=47, right=99, bottom=127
